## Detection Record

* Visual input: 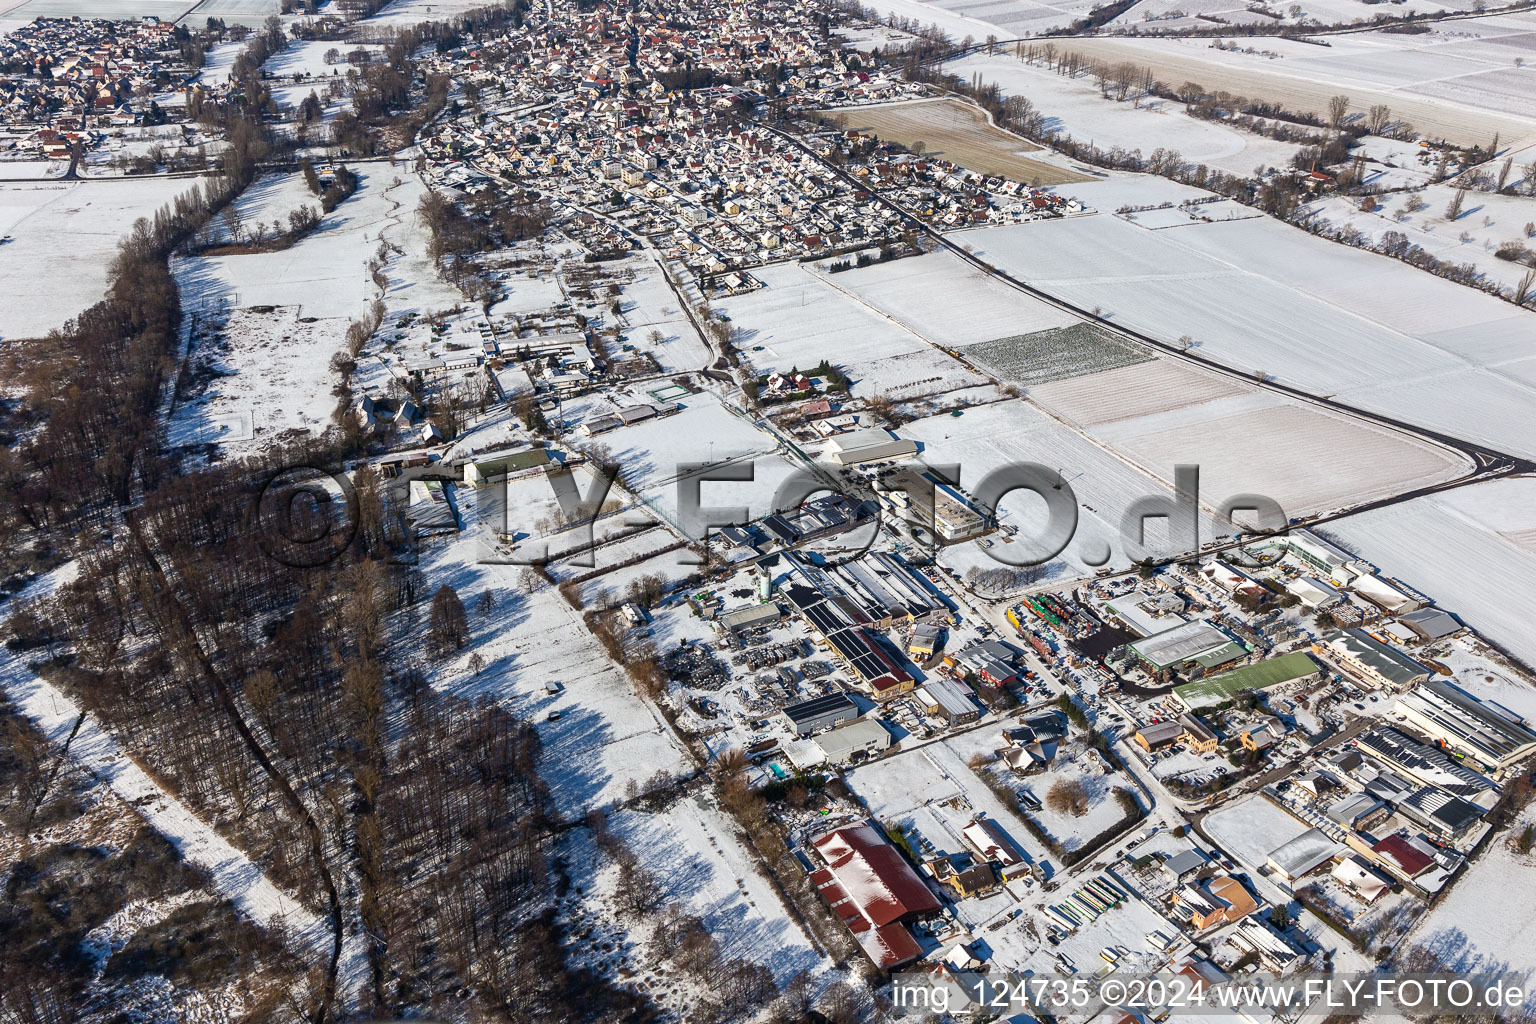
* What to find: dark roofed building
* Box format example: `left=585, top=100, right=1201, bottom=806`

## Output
left=780, top=692, right=859, bottom=736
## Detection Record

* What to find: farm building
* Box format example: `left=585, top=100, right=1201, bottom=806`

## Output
left=1396, top=607, right=1462, bottom=641
left=1395, top=680, right=1536, bottom=771
left=1265, top=829, right=1344, bottom=884
left=825, top=427, right=918, bottom=467
left=462, top=446, right=552, bottom=486
left=810, top=823, right=942, bottom=970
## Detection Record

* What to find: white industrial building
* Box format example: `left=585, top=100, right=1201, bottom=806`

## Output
left=1396, top=680, right=1536, bottom=771
left=825, top=428, right=918, bottom=467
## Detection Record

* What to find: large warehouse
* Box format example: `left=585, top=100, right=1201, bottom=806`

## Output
left=825, top=428, right=918, bottom=467
left=1396, top=680, right=1536, bottom=772
left=1129, top=620, right=1247, bottom=674
left=1316, top=629, right=1430, bottom=690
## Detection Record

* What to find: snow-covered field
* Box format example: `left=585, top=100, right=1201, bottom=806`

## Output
left=1109, top=0, right=1475, bottom=31
left=169, top=167, right=462, bottom=455
left=1203, top=793, right=1310, bottom=871
left=202, top=170, right=318, bottom=245
left=856, top=0, right=1024, bottom=40
left=900, top=399, right=1229, bottom=573
left=717, top=261, right=978, bottom=396
left=611, top=256, right=713, bottom=372
left=1407, top=804, right=1536, bottom=979
left=164, top=303, right=345, bottom=448
left=946, top=52, right=1304, bottom=177
left=1, top=0, right=189, bottom=19
left=960, top=215, right=1536, bottom=460
left=183, top=0, right=280, bottom=25
left=1035, top=35, right=1536, bottom=149
left=1082, top=385, right=1466, bottom=517
left=1305, top=183, right=1536, bottom=300
left=416, top=522, right=691, bottom=818
left=829, top=250, right=1078, bottom=348
left=179, top=166, right=451, bottom=322
left=1322, top=477, right=1536, bottom=672
left=363, top=0, right=507, bottom=25
left=0, top=178, right=197, bottom=339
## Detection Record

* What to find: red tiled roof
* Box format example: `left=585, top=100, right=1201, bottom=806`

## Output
left=857, top=921, right=923, bottom=969
left=812, top=824, right=941, bottom=928
left=1372, top=835, right=1434, bottom=876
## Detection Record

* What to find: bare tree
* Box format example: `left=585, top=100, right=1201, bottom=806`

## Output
left=1366, top=103, right=1391, bottom=135
left=1328, top=94, right=1350, bottom=131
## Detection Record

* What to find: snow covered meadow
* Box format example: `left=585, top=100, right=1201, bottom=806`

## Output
left=959, top=214, right=1536, bottom=460
left=0, top=178, right=198, bottom=339
left=946, top=51, right=1304, bottom=177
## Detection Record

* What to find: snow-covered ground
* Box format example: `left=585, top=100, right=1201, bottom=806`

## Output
left=1305, top=182, right=1536, bottom=300
left=1406, top=803, right=1536, bottom=979
left=1, top=0, right=190, bottom=20
left=565, top=797, right=828, bottom=986
left=1203, top=793, right=1310, bottom=871
left=169, top=166, right=463, bottom=455
left=179, top=0, right=280, bottom=25
left=946, top=52, right=1304, bottom=177
left=959, top=214, right=1536, bottom=461
left=201, top=170, right=319, bottom=246
left=829, top=249, right=1078, bottom=348
left=1322, top=477, right=1536, bottom=672
left=0, top=650, right=338, bottom=964
left=718, top=261, right=980, bottom=398
left=1030, top=34, right=1536, bottom=149
left=902, top=398, right=1232, bottom=573
left=0, top=178, right=199, bottom=339
left=412, top=516, right=691, bottom=818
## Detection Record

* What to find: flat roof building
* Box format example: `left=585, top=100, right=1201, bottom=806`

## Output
left=815, top=718, right=892, bottom=765
left=1396, top=680, right=1536, bottom=771
left=826, top=428, right=918, bottom=467
left=1130, top=620, right=1246, bottom=673
left=1355, top=726, right=1496, bottom=801
left=1317, top=629, right=1430, bottom=690
left=780, top=692, right=860, bottom=736
left=721, top=602, right=785, bottom=632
